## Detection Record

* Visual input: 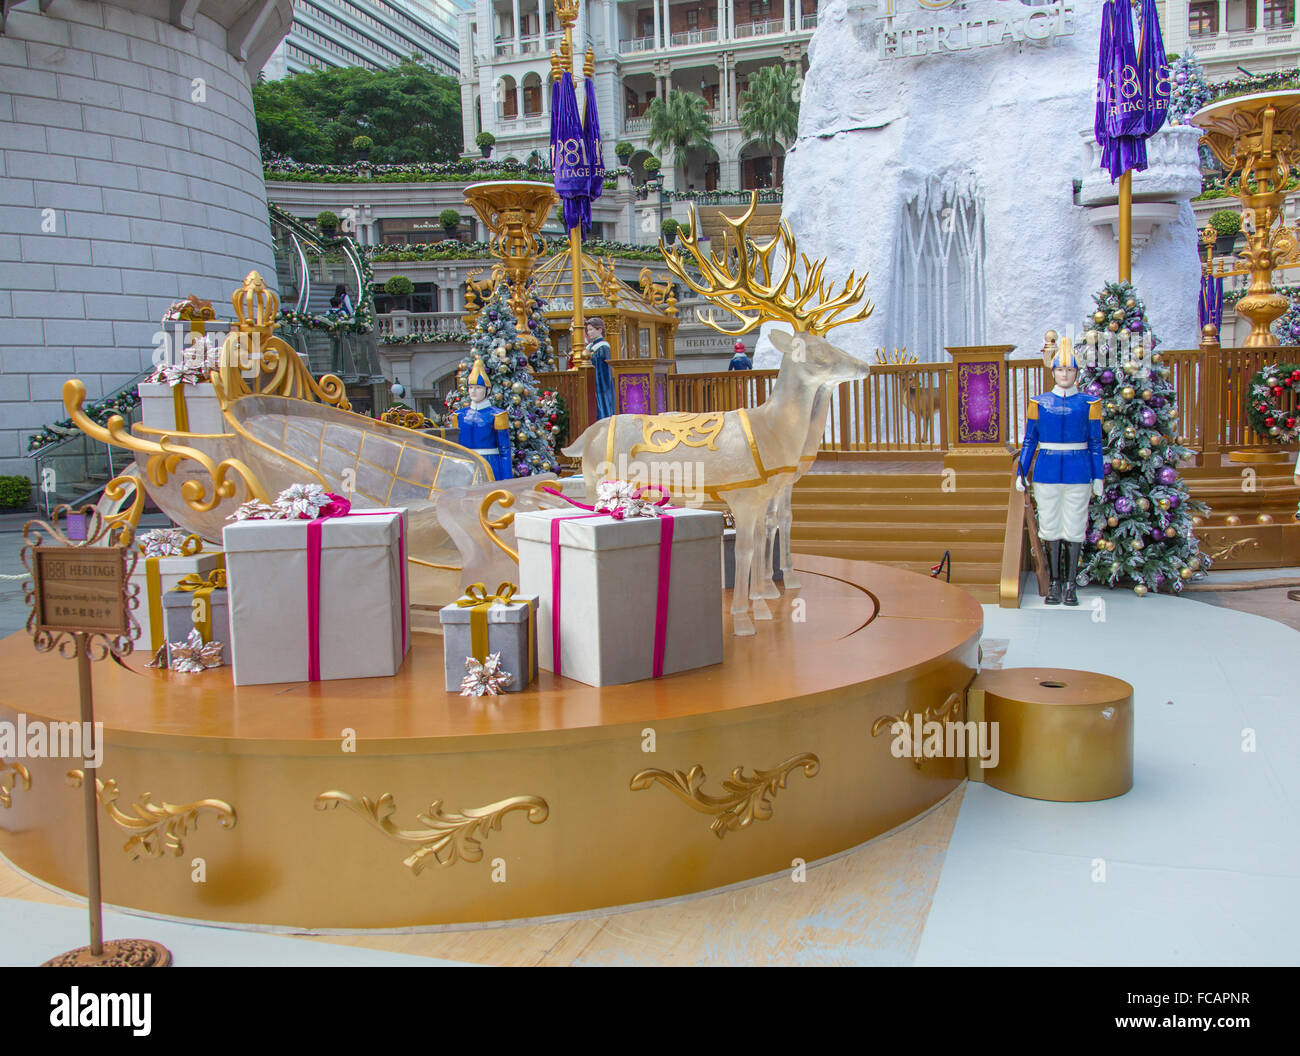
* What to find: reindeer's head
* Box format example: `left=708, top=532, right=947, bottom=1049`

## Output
left=770, top=330, right=869, bottom=385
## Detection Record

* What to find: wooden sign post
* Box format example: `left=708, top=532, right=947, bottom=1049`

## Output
left=22, top=507, right=172, bottom=967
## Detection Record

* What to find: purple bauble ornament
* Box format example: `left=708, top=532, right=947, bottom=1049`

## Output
left=1115, top=496, right=1133, bottom=514
left=1151, top=529, right=1164, bottom=542
left=1166, top=494, right=1180, bottom=509
left=1101, top=370, right=1115, bottom=384
left=1086, top=382, right=1103, bottom=396
left=1151, top=395, right=1166, bottom=408
left=488, top=310, right=498, bottom=321
left=1157, top=466, right=1177, bottom=485
left=1129, top=320, right=1142, bottom=331
left=1153, top=573, right=1165, bottom=586
left=1106, top=488, right=1118, bottom=501
left=1140, top=407, right=1157, bottom=427
left=1087, top=529, right=1101, bottom=544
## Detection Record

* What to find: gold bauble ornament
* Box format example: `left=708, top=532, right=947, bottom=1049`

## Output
left=1105, top=402, right=1117, bottom=414
left=1152, top=353, right=1162, bottom=364
left=1158, top=497, right=1170, bottom=509
left=1257, top=513, right=1274, bottom=525
left=1138, top=448, right=1152, bottom=459
left=1131, top=538, right=1144, bottom=551
left=1224, top=514, right=1241, bottom=526
left=1191, top=514, right=1204, bottom=526
left=1121, top=386, right=1136, bottom=400
left=1111, top=457, right=1124, bottom=470
left=1105, top=540, right=1116, bottom=552
left=1125, top=363, right=1139, bottom=375
left=1138, top=498, right=1151, bottom=511
left=1094, top=311, right=1107, bottom=323
left=1111, top=309, right=1126, bottom=321
left=1180, top=567, right=1193, bottom=580
left=1190, top=558, right=1202, bottom=571
left=1165, top=527, right=1178, bottom=538
left=1134, top=584, right=1148, bottom=596
left=1107, top=516, right=1118, bottom=527
left=1108, top=322, right=1120, bottom=332
left=1141, top=389, right=1153, bottom=401
left=1151, top=434, right=1163, bottom=446
left=1125, top=298, right=1136, bottom=309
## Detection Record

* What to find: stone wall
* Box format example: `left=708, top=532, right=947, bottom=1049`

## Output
left=0, top=0, right=290, bottom=474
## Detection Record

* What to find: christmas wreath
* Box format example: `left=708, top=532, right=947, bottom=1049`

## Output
left=1246, top=362, right=1300, bottom=443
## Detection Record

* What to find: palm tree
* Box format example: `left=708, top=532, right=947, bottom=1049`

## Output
left=646, top=90, right=713, bottom=181
left=739, top=65, right=801, bottom=185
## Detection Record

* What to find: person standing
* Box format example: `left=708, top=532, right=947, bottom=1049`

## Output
left=728, top=339, right=752, bottom=371
left=587, top=317, right=615, bottom=419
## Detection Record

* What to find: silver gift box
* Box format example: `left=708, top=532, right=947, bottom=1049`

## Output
left=439, top=594, right=539, bottom=693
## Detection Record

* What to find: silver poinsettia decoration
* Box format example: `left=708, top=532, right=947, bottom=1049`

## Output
left=168, top=629, right=224, bottom=673
left=460, top=652, right=513, bottom=697
left=228, top=483, right=334, bottom=522
left=595, top=479, right=665, bottom=520
left=137, top=527, right=194, bottom=557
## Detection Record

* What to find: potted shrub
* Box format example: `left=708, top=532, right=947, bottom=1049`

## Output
left=661, top=217, right=680, bottom=245
left=317, top=210, right=339, bottom=237
left=1210, top=209, right=1241, bottom=254
left=476, top=131, right=495, bottom=159
left=439, top=209, right=462, bottom=238
left=642, top=155, right=662, bottom=188
left=614, top=141, right=635, bottom=164
left=351, top=135, right=373, bottom=161
left=384, top=275, right=415, bottom=311
left=0, top=475, right=32, bottom=511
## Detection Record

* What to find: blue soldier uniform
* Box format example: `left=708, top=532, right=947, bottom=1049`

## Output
left=457, top=357, right=512, bottom=480
left=589, top=335, right=614, bottom=419
left=1017, top=338, right=1104, bottom=606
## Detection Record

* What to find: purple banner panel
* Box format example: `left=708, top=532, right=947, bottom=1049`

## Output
left=619, top=374, right=651, bottom=415
left=957, top=362, right=1001, bottom=444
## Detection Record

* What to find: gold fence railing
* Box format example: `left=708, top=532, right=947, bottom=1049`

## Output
left=540, top=346, right=1297, bottom=461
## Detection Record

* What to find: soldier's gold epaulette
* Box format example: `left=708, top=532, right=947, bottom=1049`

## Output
left=1026, top=397, right=1039, bottom=420
left=1088, top=398, right=1102, bottom=420
left=494, top=410, right=508, bottom=429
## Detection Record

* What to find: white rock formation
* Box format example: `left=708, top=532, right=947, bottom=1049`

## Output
left=756, top=0, right=1201, bottom=366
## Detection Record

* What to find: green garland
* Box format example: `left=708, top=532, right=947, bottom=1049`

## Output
left=1246, top=362, right=1300, bottom=443
left=367, top=237, right=667, bottom=265
left=380, top=331, right=471, bottom=344
left=264, top=153, right=626, bottom=188
left=27, top=390, right=140, bottom=453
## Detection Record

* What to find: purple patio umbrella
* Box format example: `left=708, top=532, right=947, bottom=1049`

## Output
left=1198, top=274, right=1223, bottom=333
left=550, top=69, right=591, bottom=235
left=583, top=72, right=605, bottom=210
left=1096, top=0, right=1145, bottom=182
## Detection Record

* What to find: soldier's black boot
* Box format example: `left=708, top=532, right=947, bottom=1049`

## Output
left=1063, top=542, right=1082, bottom=606
left=1044, top=539, right=1062, bottom=605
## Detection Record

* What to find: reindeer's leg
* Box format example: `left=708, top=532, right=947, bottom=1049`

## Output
left=724, top=491, right=765, bottom=636
left=747, top=498, right=775, bottom=621
left=754, top=495, right=781, bottom=600
left=778, top=485, right=801, bottom=590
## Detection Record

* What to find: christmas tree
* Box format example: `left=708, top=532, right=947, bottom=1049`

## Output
left=445, top=281, right=558, bottom=477
left=1272, top=295, right=1300, bottom=344
left=1076, top=281, right=1212, bottom=595
left=525, top=283, right=556, bottom=372
left=1168, top=50, right=1212, bottom=125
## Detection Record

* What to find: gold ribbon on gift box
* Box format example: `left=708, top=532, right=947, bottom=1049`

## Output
left=454, top=582, right=535, bottom=679
left=171, top=385, right=190, bottom=433
left=175, top=568, right=228, bottom=643
left=138, top=534, right=222, bottom=652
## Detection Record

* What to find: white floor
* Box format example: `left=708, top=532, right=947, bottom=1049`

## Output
left=917, top=584, right=1300, bottom=966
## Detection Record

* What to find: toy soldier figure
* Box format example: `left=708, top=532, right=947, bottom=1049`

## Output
left=1016, top=335, right=1105, bottom=606
left=457, top=357, right=512, bottom=479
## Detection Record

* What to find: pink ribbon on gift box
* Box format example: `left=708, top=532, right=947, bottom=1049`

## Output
left=541, top=484, right=676, bottom=680
left=304, top=494, right=409, bottom=682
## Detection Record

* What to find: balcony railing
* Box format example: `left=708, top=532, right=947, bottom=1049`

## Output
left=801, top=13, right=818, bottom=30
left=620, top=35, right=657, bottom=52
left=733, top=18, right=783, bottom=38
left=494, top=41, right=515, bottom=57
left=624, top=115, right=650, bottom=132
left=1190, top=23, right=1296, bottom=53
left=668, top=27, right=719, bottom=46
left=377, top=311, right=470, bottom=340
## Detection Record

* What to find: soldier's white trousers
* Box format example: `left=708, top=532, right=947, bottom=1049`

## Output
left=1032, top=482, right=1092, bottom=542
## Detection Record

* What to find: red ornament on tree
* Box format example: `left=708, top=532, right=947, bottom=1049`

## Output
left=1265, top=416, right=1277, bottom=427
left=1272, top=386, right=1284, bottom=397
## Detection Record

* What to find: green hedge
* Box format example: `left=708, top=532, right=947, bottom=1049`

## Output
left=0, top=476, right=33, bottom=509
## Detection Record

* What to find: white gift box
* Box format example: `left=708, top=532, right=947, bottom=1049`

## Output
left=222, top=510, right=410, bottom=686
left=515, top=507, right=724, bottom=687
left=137, top=381, right=227, bottom=436
left=130, top=551, right=224, bottom=656
left=438, top=589, right=539, bottom=693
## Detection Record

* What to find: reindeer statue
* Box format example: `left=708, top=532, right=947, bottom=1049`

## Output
left=562, top=192, right=872, bottom=635
left=873, top=347, right=943, bottom=446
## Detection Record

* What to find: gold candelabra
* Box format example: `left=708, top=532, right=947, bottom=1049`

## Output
left=1193, top=91, right=1300, bottom=346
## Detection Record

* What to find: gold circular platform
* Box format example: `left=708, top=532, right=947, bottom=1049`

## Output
left=0, top=557, right=981, bottom=930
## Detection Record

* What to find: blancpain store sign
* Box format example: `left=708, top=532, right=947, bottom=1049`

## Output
left=878, top=0, right=1076, bottom=60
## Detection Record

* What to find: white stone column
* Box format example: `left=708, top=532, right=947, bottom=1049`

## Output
left=1217, top=0, right=1227, bottom=36
left=663, top=0, right=672, bottom=46
left=512, top=0, right=521, bottom=47
left=1256, top=0, right=1265, bottom=32
left=653, top=0, right=661, bottom=47
left=784, top=0, right=791, bottom=33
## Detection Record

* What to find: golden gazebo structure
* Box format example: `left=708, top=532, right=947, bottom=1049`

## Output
left=531, top=248, right=680, bottom=415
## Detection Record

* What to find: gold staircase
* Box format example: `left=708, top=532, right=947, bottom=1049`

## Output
left=789, top=461, right=1014, bottom=604
left=1183, top=455, right=1300, bottom=568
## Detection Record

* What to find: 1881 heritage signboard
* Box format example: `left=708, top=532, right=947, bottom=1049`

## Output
left=32, top=547, right=129, bottom=638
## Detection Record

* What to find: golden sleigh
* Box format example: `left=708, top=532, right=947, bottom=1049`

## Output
left=65, top=272, right=570, bottom=607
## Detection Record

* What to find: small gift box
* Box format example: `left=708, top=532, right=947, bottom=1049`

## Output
left=130, top=529, right=224, bottom=657
left=516, top=503, right=724, bottom=687
left=439, top=583, right=538, bottom=694
left=222, top=504, right=409, bottom=686
left=162, top=569, right=230, bottom=668
left=137, top=380, right=227, bottom=436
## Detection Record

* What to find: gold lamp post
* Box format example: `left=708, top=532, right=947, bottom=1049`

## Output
left=1192, top=91, right=1300, bottom=347
left=462, top=180, right=558, bottom=355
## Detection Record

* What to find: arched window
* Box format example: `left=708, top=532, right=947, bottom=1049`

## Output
left=522, top=72, right=543, bottom=116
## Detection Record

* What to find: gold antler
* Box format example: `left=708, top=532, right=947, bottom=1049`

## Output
left=661, top=191, right=872, bottom=336
left=873, top=347, right=916, bottom=365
